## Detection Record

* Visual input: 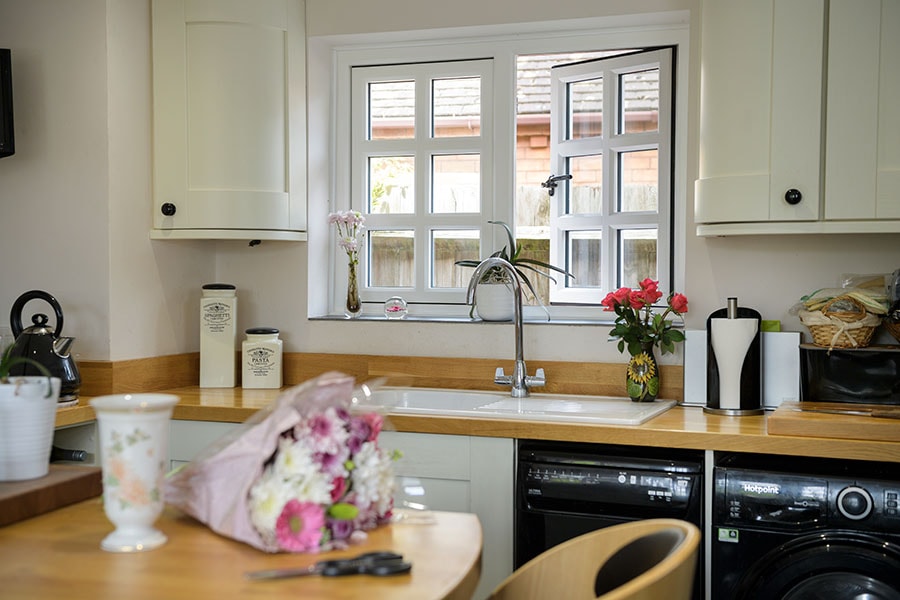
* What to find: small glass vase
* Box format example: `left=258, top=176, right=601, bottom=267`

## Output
left=345, top=262, right=362, bottom=318
left=626, top=341, right=660, bottom=402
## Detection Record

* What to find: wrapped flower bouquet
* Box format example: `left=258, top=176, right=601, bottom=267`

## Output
left=164, top=372, right=398, bottom=553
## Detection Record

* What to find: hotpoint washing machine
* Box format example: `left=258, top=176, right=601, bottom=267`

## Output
left=712, top=452, right=900, bottom=599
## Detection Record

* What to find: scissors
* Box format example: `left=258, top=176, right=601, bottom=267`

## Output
left=245, top=551, right=412, bottom=580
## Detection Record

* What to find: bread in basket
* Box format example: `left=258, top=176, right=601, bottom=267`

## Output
left=798, top=294, right=881, bottom=349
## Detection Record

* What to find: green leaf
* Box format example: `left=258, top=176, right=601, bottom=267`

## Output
left=668, top=330, right=686, bottom=343
left=328, top=502, right=360, bottom=520
left=647, top=377, right=660, bottom=396
left=626, top=379, right=643, bottom=398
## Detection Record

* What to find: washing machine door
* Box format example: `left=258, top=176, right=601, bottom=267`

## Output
left=735, top=531, right=900, bottom=600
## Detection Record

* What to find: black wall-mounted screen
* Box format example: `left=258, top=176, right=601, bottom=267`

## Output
left=0, top=49, right=14, bottom=159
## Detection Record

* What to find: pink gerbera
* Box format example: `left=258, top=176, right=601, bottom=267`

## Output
left=275, top=500, right=325, bottom=552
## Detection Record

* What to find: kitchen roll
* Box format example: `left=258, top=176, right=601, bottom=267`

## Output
left=711, top=318, right=758, bottom=410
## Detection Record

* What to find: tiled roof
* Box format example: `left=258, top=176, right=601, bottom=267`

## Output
left=369, top=52, right=659, bottom=120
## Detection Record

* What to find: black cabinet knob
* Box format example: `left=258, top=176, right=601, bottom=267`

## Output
left=161, top=202, right=177, bottom=216
left=784, top=189, right=802, bottom=205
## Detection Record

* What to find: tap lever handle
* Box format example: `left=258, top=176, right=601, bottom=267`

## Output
left=526, top=368, right=546, bottom=388
left=494, top=367, right=512, bottom=386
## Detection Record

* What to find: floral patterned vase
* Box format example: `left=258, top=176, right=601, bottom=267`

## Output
left=90, top=393, right=179, bottom=552
left=345, top=262, right=362, bottom=318
left=626, top=341, right=659, bottom=402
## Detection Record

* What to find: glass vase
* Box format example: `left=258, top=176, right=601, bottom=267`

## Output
left=345, top=262, right=362, bottom=318
left=626, top=341, right=659, bottom=402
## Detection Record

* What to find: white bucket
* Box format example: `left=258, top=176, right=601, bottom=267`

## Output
left=0, top=377, right=61, bottom=481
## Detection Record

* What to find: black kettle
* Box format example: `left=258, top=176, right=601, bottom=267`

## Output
left=8, top=290, right=81, bottom=401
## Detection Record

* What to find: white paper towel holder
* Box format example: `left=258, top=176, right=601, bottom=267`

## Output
left=703, top=297, right=765, bottom=416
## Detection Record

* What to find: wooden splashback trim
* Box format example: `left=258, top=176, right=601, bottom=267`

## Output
left=78, top=354, right=200, bottom=396
left=78, top=352, right=684, bottom=401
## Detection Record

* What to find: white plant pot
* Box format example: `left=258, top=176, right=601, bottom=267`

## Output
left=0, top=377, right=61, bottom=482
left=475, top=281, right=516, bottom=321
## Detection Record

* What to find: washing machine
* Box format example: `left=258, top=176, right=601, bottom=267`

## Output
left=712, top=452, right=900, bottom=599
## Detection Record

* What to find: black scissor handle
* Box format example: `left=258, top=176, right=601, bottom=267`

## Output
left=317, top=551, right=411, bottom=577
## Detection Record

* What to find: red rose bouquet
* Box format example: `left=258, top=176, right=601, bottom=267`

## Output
left=602, top=278, right=689, bottom=356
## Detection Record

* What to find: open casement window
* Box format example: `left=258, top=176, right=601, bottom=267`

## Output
left=351, top=60, right=493, bottom=305
left=548, top=48, right=673, bottom=304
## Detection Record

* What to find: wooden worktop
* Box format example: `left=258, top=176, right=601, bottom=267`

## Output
left=57, top=386, right=900, bottom=463
left=0, top=498, right=482, bottom=600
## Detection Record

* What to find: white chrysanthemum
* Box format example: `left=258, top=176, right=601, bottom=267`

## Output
left=351, top=441, right=395, bottom=514
left=272, top=436, right=318, bottom=479
left=271, top=437, right=334, bottom=505
left=248, top=468, right=294, bottom=541
left=284, top=467, right=333, bottom=507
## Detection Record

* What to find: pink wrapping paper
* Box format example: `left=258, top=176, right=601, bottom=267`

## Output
left=164, top=372, right=381, bottom=552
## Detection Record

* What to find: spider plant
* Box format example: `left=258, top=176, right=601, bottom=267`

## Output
left=0, top=342, right=53, bottom=395
left=455, top=221, right=575, bottom=316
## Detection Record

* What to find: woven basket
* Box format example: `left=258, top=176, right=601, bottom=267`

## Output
left=885, top=320, right=900, bottom=344
left=799, top=295, right=880, bottom=349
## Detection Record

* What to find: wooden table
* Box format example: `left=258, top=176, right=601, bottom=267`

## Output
left=0, top=498, right=482, bottom=600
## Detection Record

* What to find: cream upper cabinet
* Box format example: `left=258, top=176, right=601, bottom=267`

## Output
left=151, top=0, right=307, bottom=241
left=695, top=0, right=900, bottom=235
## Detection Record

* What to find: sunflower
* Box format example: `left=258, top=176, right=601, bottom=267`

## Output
left=626, top=352, right=656, bottom=384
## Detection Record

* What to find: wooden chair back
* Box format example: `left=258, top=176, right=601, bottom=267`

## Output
left=488, top=518, right=700, bottom=600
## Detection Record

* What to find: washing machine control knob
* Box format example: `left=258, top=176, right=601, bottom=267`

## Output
left=837, top=486, right=873, bottom=520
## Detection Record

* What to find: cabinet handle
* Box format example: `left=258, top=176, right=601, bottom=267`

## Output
left=784, top=189, right=802, bottom=205
left=161, top=202, right=177, bottom=216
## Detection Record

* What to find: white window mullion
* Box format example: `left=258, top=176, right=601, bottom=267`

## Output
left=549, top=48, right=673, bottom=305
left=350, top=59, right=494, bottom=307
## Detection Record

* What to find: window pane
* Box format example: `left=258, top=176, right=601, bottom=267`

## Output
left=567, top=155, right=603, bottom=214
left=517, top=237, right=553, bottom=306
left=432, top=154, right=480, bottom=213
left=369, top=156, right=415, bottom=214
left=369, top=81, right=414, bottom=140
left=619, top=68, right=659, bottom=134
left=619, top=229, right=657, bottom=287
left=568, top=77, right=603, bottom=139
left=567, top=231, right=602, bottom=288
left=618, top=150, right=658, bottom=212
left=432, top=230, right=479, bottom=288
left=369, top=230, right=414, bottom=287
left=433, top=77, right=481, bottom=137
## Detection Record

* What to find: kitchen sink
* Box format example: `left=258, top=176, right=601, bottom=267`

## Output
left=356, top=387, right=675, bottom=425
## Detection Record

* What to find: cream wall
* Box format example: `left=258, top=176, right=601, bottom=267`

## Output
left=0, top=0, right=214, bottom=361
left=0, top=0, right=112, bottom=357
left=0, top=0, right=896, bottom=367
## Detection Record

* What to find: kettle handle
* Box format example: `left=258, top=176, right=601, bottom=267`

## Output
left=10, top=290, right=65, bottom=339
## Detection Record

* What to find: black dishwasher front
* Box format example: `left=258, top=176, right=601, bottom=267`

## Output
left=516, top=440, right=703, bottom=599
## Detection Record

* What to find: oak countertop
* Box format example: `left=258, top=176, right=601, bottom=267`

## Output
left=0, top=498, right=482, bottom=600
left=56, top=386, right=900, bottom=463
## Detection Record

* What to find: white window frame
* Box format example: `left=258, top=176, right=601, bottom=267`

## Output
left=351, top=60, right=494, bottom=304
left=550, top=48, right=674, bottom=304
left=325, top=14, right=689, bottom=320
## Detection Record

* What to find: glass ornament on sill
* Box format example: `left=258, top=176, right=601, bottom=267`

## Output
left=384, top=296, right=408, bottom=319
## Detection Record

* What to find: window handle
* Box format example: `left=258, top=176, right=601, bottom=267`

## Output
left=541, top=174, right=572, bottom=196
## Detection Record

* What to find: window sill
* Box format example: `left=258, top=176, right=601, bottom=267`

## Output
left=309, top=313, right=615, bottom=326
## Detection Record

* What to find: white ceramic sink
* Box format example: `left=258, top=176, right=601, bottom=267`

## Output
left=356, top=387, right=675, bottom=425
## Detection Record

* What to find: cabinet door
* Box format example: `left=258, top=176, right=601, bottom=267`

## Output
left=169, top=420, right=238, bottom=470
left=825, top=0, right=900, bottom=220
left=695, top=0, right=824, bottom=225
left=151, top=0, right=306, bottom=240
left=380, top=431, right=514, bottom=600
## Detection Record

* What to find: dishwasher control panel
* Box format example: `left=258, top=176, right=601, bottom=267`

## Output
left=517, top=442, right=703, bottom=517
